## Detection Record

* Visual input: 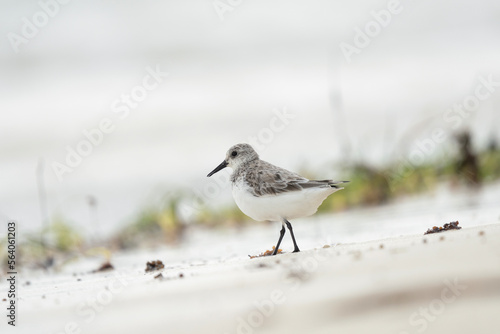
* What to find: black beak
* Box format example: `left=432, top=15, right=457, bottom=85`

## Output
left=207, top=160, right=228, bottom=177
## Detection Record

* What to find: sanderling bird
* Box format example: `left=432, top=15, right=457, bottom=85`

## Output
left=207, top=143, right=348, bottom=255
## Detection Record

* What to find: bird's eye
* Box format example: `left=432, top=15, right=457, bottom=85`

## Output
left=231, top=151, right=237, bottom=157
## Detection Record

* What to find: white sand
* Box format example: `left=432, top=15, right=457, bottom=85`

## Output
left=2, top=223, right=500, bottom=334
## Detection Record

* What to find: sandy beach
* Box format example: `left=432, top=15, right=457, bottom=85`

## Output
left=2, top=221, right=499, bottom=334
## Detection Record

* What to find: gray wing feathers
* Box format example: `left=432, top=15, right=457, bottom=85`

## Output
left=298, top=180, right=349, bottom=189
left=248, top=160, right=349, bottom=196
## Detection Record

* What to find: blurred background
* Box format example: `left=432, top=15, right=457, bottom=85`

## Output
left=1, top=0, right=500, bottom=264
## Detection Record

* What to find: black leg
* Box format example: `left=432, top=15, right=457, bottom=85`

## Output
left=284, top=219, right=300, bottom=253
left=272, top=224, right=286, bottom=255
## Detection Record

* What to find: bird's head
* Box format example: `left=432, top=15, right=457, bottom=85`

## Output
left=207, top=143, right=259, bottom=177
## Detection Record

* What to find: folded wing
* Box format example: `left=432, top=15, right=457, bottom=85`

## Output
left=250, top=160, right=349, bottom=196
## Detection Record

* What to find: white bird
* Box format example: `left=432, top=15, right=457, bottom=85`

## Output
left=207, top=143, right=348, bottom=255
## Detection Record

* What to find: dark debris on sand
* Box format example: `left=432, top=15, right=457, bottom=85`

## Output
left=91, top=261, right=114, bottom=273
left=424, top=221, right=462, bottom=235
left=145, top=260, right=165, bottom=272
